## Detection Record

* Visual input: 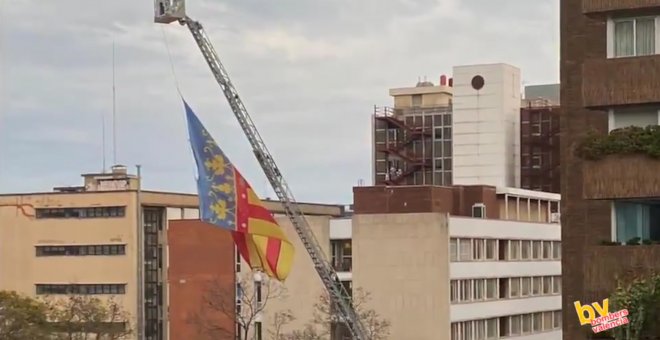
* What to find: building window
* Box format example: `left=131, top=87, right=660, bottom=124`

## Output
left=543, top=276, right=552, bottom=295
left=486, top=279, right=497, bottom=300
left=553, top=311, right=562, bottom=328
left=486, top=318, right=498, bottom=338
left=473, top=239, right=484, bottom=260
left=553, top=276, right=561, bottom=294
left=459, top=239, right=472, bottom=261
left=521, top=277, right=531, bottom=297
left=434, top=127, right=443, bottom=140
left=543, top=311, right=553, bottom=331
left=255, top=322, right=262, bottom=340
left=473, top=279, right=484, bottom=301
left=35, top=284, right=126, bottom=295
left=542, top=241, right=552, bottom=259
left=510, top=315, right=522, bottom=335
left=614, top=201, right=660, bottom=244
left=531, top=155, right=542, bottom=169
left=460, top=280, right=471, bottom=302
left=36, top=206, right=126, bottom=219
left=36, top=244, right=126, bottom=257
left=532, top=241, right=542, bottom=259
left=450, top=238, right=458, bottom=262
left=613, top=17, right=656, bottom=58
left=331, top=240, right=352, bottom=272
left=532, top=277, right=542, bottom=296
left=472, top=203, right=486, bottom=218
left=522, top=314, right=532, bottom=334
left=552, top=241, right=561, bottom=259
left=450, top=281, right=459, bottom=303
left=509, top=278, right=520, bottom=298
left=485, top=239, right=497, bottom=260
left=521, top=240, right=531, bottom=260
left=609, top=107, right=659, bottom=131
left=509, top=240, right=521, bottom=260
left=532, top=312, right=542, bottom=332
left=499, top=317, right=510, bottom=337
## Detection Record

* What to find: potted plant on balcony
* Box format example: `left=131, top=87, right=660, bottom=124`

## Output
left=576, top=126, right=660, bottom=161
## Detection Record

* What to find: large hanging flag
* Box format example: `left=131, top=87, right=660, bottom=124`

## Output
left=183, top=100, right=294, bottom=281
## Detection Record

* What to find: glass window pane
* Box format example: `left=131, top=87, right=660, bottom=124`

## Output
left=636, top=18, right=655, bottom=56
left=450, top=238, right=458, bottom=262
left=614, top=20, right=635, bottom=57
left=459, top=239, right=472, bottom=261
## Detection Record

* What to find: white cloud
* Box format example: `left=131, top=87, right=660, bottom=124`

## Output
left=0, top=0, right=559, bottom=203
left=242, top=28, right=348, bottom=62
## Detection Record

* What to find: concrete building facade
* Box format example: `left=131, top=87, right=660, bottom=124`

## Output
left=451, top=64, right=521, bottom=188
left=561, top=1, right=660, bottom=339
left=0, top=167, right=344, bottom=340
left=250, top=185, right=562, bottom=340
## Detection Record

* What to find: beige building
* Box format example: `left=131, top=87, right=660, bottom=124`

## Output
left=0, top=165, right=343, bottom=340
left=256, top=185, right=562, bottom=340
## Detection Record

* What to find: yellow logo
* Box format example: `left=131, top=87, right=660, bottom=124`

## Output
left=574, top=298, right=609, bottom=325
left=574, top=298, right=629, bottom=333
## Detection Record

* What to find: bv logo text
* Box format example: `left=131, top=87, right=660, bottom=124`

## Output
left=574, top=298, right=629, bottom=333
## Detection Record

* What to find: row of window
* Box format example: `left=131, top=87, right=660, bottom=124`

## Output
left=450, top=238, right=561, bottom=262
left=36, top=244, right=126, bottom=257
left=36, top=284, right=126, bottom=295
left=451, top=310, right=562, bottom=339
left=450, top=276, right=561, bottom=304
left=36, top=206, right=126, bottom=219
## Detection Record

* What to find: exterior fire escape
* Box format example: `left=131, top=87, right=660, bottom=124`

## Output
left=374, top=107, right=432, bottom=185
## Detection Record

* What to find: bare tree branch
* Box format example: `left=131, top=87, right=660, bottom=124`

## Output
left=285, top=287, right=391, bottom=340
left=192, top=271, right=288, bottom=340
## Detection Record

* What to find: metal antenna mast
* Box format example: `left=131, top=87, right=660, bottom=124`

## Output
left=112, top=41, right=117, bottom=165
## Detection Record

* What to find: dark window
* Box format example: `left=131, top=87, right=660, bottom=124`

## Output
left=36, top=207, right=126, bottom=219
left=434, top=127, right=443, bottom=140
left=36, top=245, right=126, bottom=257
left=255, top=281, right=262, bottom=303
left=35, top=284, right=126, bottom=295
left=255, top=322, right=262, bottom=340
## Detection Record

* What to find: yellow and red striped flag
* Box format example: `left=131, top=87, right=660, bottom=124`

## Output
left=183, top=99, right=294, bottom=281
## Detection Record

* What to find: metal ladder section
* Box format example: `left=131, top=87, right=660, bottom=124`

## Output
left=181, top=17, right=370, bottom=340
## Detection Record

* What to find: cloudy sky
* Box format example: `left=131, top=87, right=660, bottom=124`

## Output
left=0, top=0, right=559, bottom=204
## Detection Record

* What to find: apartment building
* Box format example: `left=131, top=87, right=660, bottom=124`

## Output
left=0, top=166, right=344, bottom=340
left=561, top=1, right=660, bottom=339
left=373, top=63, right=522, bottom=188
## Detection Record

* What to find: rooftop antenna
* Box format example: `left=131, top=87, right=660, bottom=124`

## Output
left=102, top=113, right=107, bottom=173
left=112, top=41, right=117, bottom=165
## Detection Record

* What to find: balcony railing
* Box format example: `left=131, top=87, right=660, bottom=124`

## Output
left=583, top=0, right=660, bottom=15
left=582, top=55, right=660, bottom=108
left=583, top=154, right=660, bottom=199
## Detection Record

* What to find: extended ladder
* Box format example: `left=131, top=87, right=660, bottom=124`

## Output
left=154, top=1, right=369, bottom=339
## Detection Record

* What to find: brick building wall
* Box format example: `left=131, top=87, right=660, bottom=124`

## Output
left=167, top=220, right=235, bottom=340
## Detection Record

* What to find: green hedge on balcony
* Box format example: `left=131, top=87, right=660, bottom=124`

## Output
left=576, top=125, right=660, bottom=160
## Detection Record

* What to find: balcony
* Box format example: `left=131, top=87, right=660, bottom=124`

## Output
left=584, top=244, right=660, bottom=296
left=583, top=154, right=660, bottom=199
left=582, top=55, right=660, bottom=108
left=583, top=0, right=660, bottom=15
